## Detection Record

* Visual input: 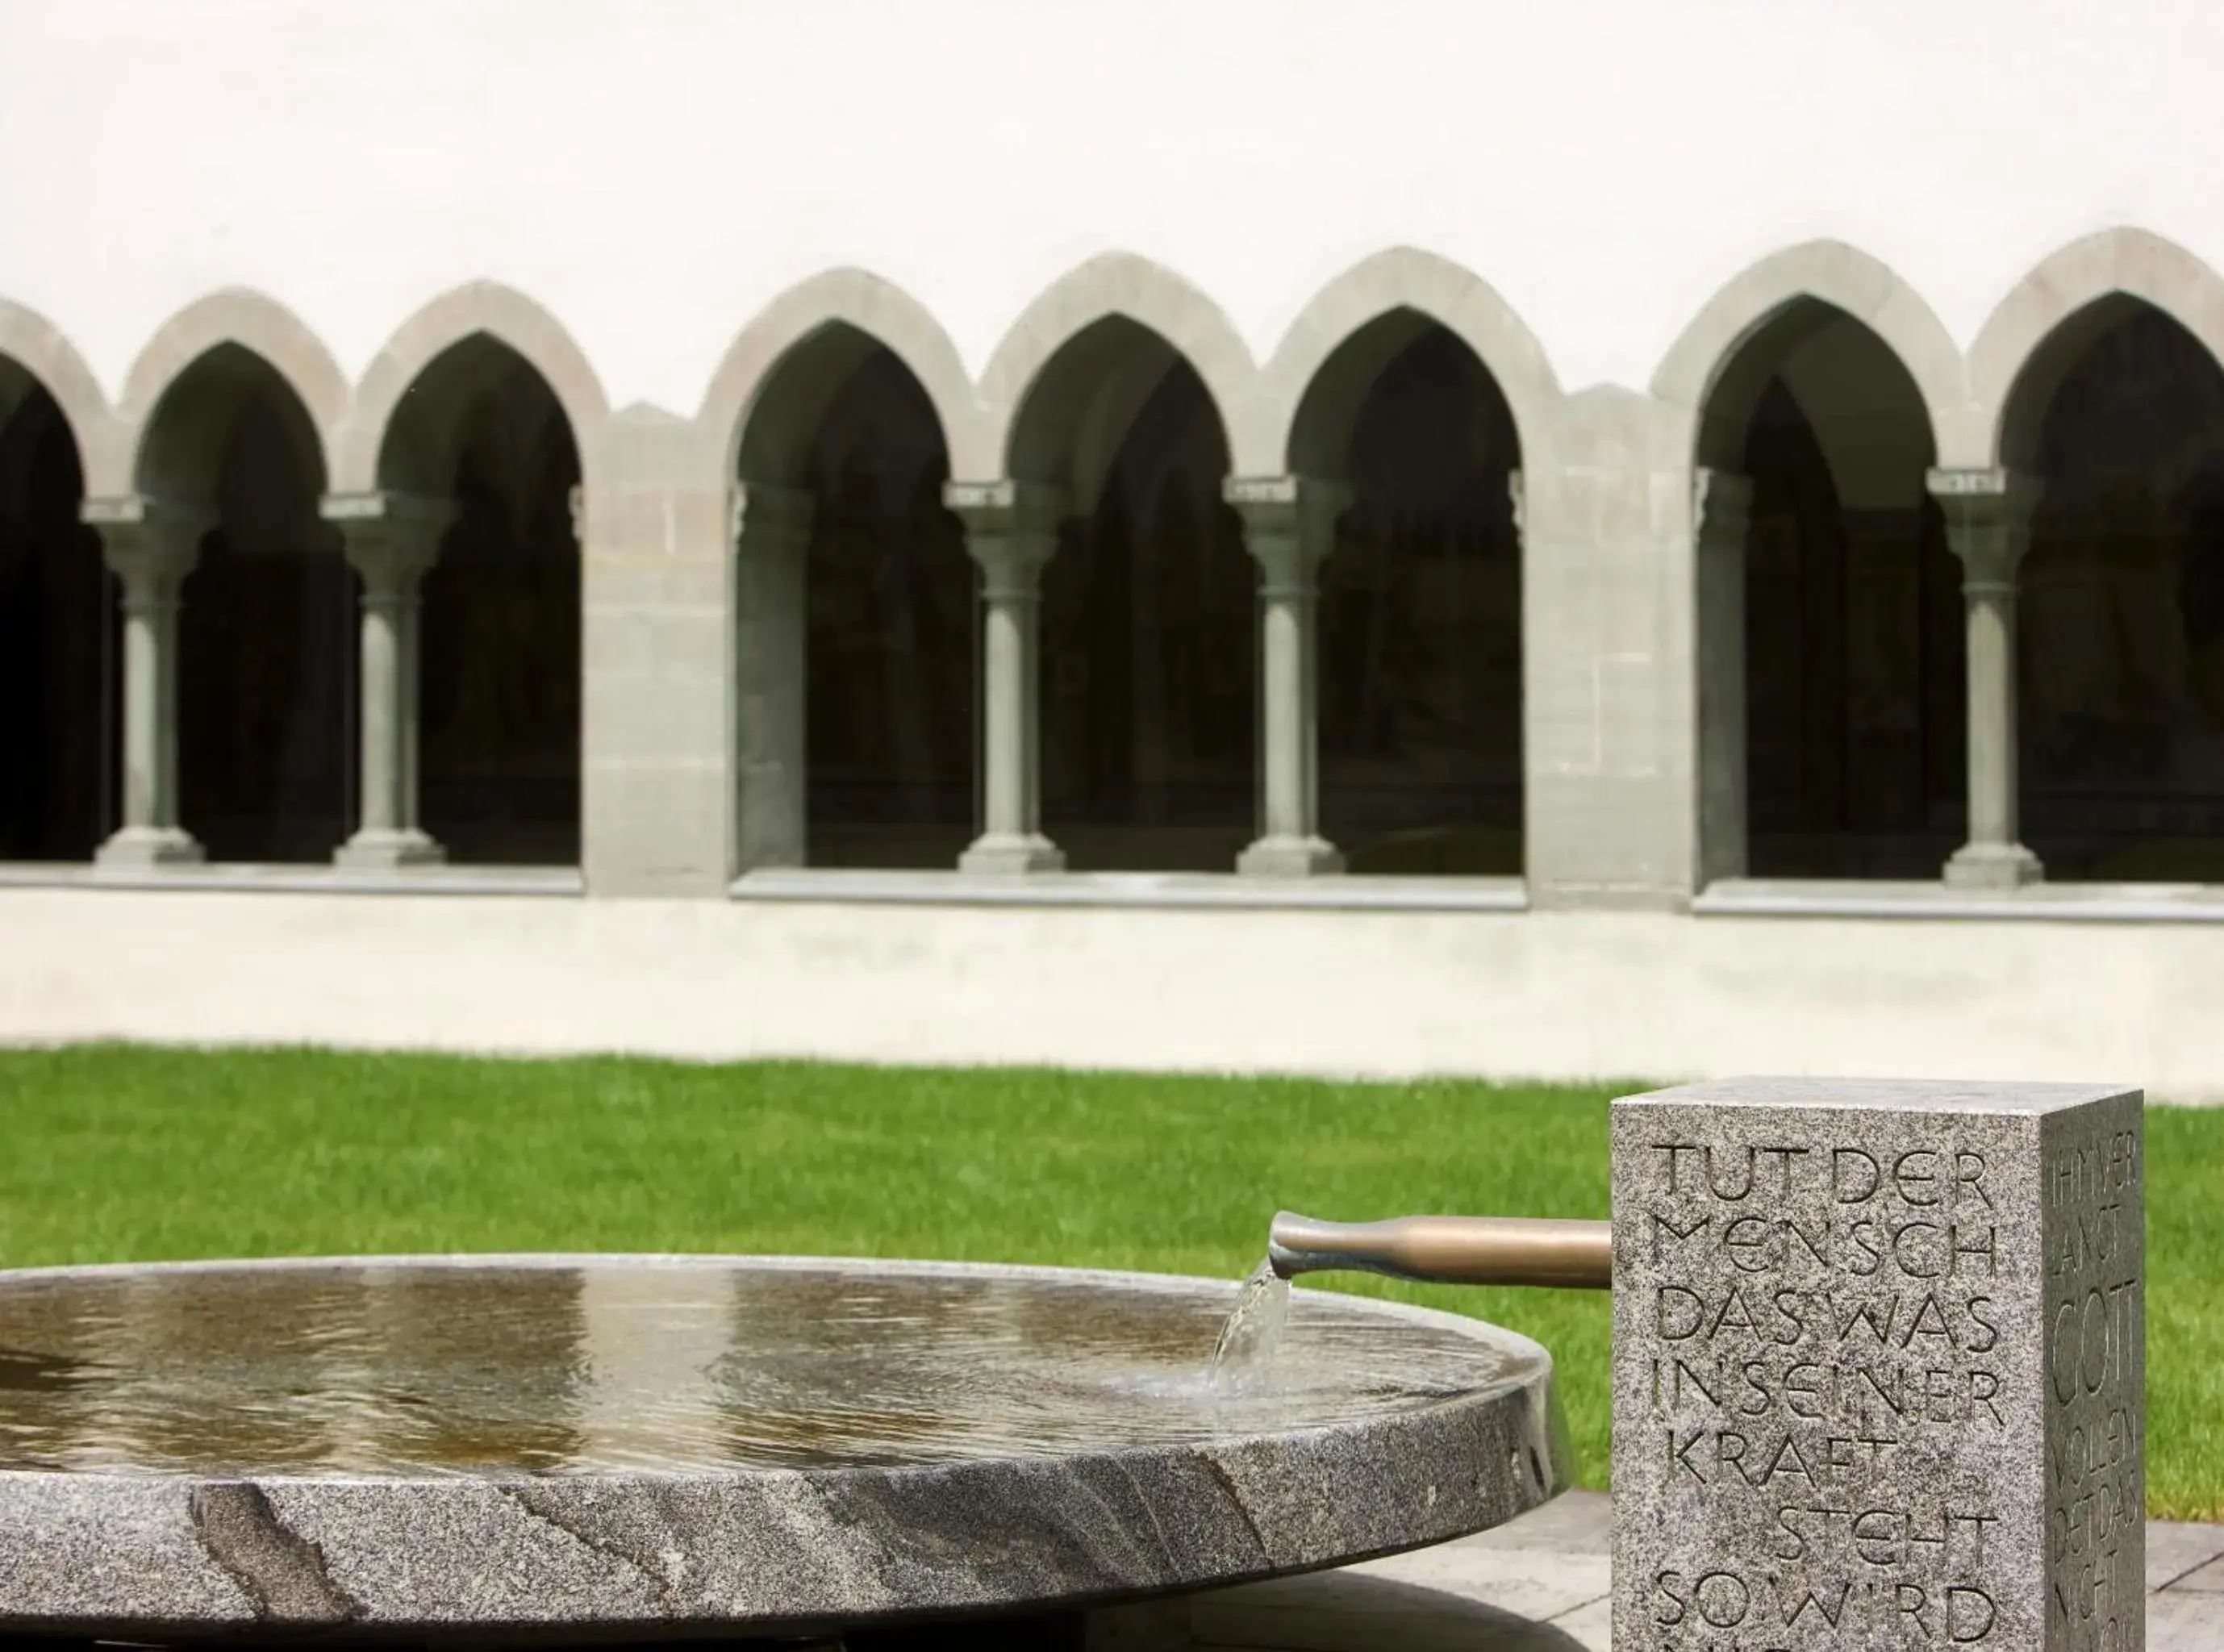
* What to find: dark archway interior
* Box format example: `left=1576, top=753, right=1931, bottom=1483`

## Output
left=1320, top=327, right=1523, bottom=875
left=1039, top=359, right=1254, bottom=871
left=803, top=348, right=975, bottom=868
left=2019, top=306, right=2224, bottom=881
left=417, top=357, right=582, bottom=865
left=0, top=382, right=111, bottom=860
left=1738, top=382, right=1964, bottom=878
left=175, top=378, right=352, bottom=863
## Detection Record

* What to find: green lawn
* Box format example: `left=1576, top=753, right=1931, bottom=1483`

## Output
left=1, top=1045, right=2217, bottom=1518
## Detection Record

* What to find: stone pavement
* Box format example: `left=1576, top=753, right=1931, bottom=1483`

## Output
left=1183, top=1491, right=2224, bottom=1652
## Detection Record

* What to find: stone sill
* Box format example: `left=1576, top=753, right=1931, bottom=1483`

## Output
left=728, top=867, right=1532, bottom=913
left=0, top=862, right=583, bottom=898
left=1697, top=877, right=2224, bottom=924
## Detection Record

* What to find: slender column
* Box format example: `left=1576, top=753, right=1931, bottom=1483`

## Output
left=732, top=483, right=815, bottom=871
left=1692, top=469, right=1753, bottom=887
left=946, top=480, right=1066, bottom=874
left=1930, top=467, right=2044, bottom=888
left=1226, top=475, right=1348, bottom=876
left=322, top=491, right=456, bottom=867
left=83, top=494, right=213, bottom=867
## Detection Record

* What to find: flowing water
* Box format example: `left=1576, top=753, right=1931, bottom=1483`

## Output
left=1206, top=1258, right=1291, bottom=1393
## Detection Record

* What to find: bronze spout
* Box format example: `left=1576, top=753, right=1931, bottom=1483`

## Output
left=1268, top=1212, right=1612, bottom=1291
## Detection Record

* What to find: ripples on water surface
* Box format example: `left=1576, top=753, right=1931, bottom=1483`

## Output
left=0, top=1259, right=1535, bottom=1477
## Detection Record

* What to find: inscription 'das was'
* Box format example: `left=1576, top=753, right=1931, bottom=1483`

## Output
left=1613, top=1083, right=2143, bottom=1652
left=1638, top=1137, right=2009, bottom=1651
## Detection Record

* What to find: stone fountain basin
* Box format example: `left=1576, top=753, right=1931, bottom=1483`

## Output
left=0, top=1254, right=1567, bottom=1640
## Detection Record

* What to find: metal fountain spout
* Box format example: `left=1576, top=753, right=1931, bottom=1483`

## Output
left=1267, top=1211, right=1613, bottom=1291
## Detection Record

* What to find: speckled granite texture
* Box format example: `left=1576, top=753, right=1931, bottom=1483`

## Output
left=0, top=1255, right=1568, bottom=1638
left=1611, top=1078, right=2144, bottom=1652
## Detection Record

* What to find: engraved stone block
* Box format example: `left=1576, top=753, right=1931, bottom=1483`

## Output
left=1611, top=1078, right=2143, bottom=1652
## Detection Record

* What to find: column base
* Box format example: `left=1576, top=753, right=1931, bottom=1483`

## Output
left=335, top=828, right=448, bottom=870
left=958, top=832, right=1066, bottom=874
left=1943, top=840, right=2044, bottom=890
left=1237, top=834, right=1346, bottom=877
left=94, top=825, right=205, bottom=869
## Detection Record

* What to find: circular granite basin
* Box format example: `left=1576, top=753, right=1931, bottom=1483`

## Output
left=0, top=1254, right=1567, bottom=1642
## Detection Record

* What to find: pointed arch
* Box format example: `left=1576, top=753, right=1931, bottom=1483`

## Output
left=1972, top=227, right=2224, bottom=471
left=1254, top=248, right=1559, bottom=476
left=0, top=300, right=119, bottom=489
left=333, top=282, right=607, bottom=494
left=115, top=291, right=344, bottom=500
left=699, top=269, right=976, bottom=482
left=968, top=253, right=1258, bottom=485
left=1651, top=242, right=1971, bottom=469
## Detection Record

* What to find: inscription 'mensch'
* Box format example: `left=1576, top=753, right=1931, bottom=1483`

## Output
left=1636, top=1133, right=2013, bottom=1649
left=1646, top=1144, right=1997, bottom=1282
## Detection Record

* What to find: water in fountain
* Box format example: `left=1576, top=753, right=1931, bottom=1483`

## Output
left=1206, top=1258, right=1290, bottom=1392
left=0, top=1257, right=1530, bottom=1475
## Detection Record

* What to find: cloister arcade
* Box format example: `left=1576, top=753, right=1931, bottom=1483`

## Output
left=4, top=232, right=2224, bottom=900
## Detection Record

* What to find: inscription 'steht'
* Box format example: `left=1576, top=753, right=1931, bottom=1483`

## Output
left=1609, top=1078, right=2143, bottom=1652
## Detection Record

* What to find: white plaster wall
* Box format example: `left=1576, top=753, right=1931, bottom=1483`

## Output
left=2, top=0, right=2218, bottom=414
left=3, top=891, right=2218, bottom=1102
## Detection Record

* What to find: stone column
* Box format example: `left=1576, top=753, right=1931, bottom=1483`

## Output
left=323, top=491, right=456, bottom=868
left=1613, top=1075, right=2144, bottom=1652
left=1692, top=469, right=1753, bottom=887
left=945, top=480, right=1066, bottom=874
left=83, top=494, right=213, bottom=867
left=1226, top=475, right=1349, bottom=876
left=1930, top=469, right=2044, bottom=888
left=732, top=482, right=815, bottom=871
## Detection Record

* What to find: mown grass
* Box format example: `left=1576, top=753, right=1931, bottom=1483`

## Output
left=0, top=1045, right=2216, bottom=1516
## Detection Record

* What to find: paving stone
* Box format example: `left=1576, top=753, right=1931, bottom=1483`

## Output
left=2147, top=1589, right=2224, bottom=1652
left=2150, top=1522, right=2224, bottom=1592
left=2168, top=1554, right=2224, bottom=1594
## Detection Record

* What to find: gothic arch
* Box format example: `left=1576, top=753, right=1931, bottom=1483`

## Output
left=969, top=252, right=1257, bottom=488
left=333, top=282, right=607, bottom=495
left=1651, top=241, right=1971, bottom=473
left=0, top=300, right=119, bottom=488
left=1972, top=227, right=2224, bottom=471
left=115, top=291, right=344, bottom=499
left=700, top=269, right=976, bottom=485
left=1254, top=248, right=1559, bottom=476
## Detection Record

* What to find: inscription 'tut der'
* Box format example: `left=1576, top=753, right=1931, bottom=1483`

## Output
left=1650, top=1142, right=1997, bottom=1209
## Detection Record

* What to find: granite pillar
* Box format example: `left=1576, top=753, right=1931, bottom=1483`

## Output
left=1930, top=469, right=2045, bottom=889
left=947, top=480, right=1066, bottom=874
left=733, top=482, right=815, bottom=871
left=1694, top=469, right=1754, bottom=887
left=323, top=490, right=456, bottom=868
left=1613, top=1076, right=2144, bottom=1652
left=1227, top=475, right=1348, bottom=876
left=83, top=494, right=213, bottom=868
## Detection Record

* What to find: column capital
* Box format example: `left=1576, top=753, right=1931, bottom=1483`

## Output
left=1927, top=468, right=2042, bottom=590
left=731, top=481, right=816, bottom=553
left=943, top=478, right=1068, bottom=536
left=1225, top=474, right=1349, bottom=591
left=946, top=479, right=1066, bottom=594
left=81, top=494, right=213, bottom=590
left=1222, top=473, right=1350, bottom=536
left=323, top=490, right=457, bottom=591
